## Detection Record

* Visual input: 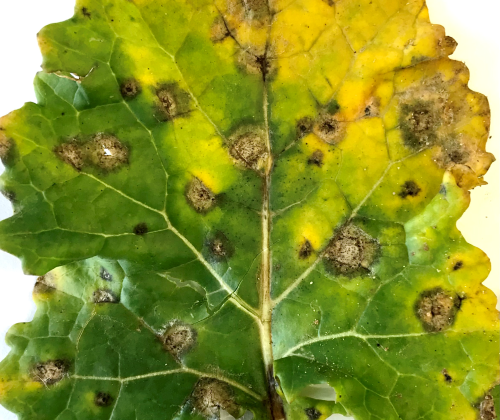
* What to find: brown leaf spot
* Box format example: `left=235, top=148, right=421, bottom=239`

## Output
left=313, top=114, right=346, bottom=144
left=186, top=177, right=216, bottom=213
left=307, top=150, right=324, bottom=167
left=87, top=134, right=129, bottom=171
left=210, top=16, right=230, bottom=42
left=229, top=128, right=267, bottom=171
left=324, top=224, right=379, bottom=275
left=208, top=232, right=234, bottom=261
left=0, top=133, right=13, bottom=161
left=120, top=79, right=141, bottom=100
left=299, top=240, right=314, bottom=259
left=480, top=393, right=497, bottom=420
left=154, top=83, right=191, bottom=121
left=237, top=50, right=275, bottom=79
left=133, top=222, right=148, bottom=236
left=94, top=392, right=113, bottom=407
left=296, top=117, right=314, bottom=139
left=31, top=360, right=68, bottom=385
left=92, top=289, right=119, bottom=304
left=400, top=102, right=438, bottom=150
left=100, top=267, right=113, bottom=281
left=305, top=407, right=322, bottom=420
left=442, top=369, right=452, bottom=383
left=55, top=141, right=85, bottom=170
left=453, top=261, right=463, bottom=271
left=162, top=320, right=197, bottom=360
left=416, top=288, right=459, bottom=332
left=192, top=378, right=240, bottom=418
left=399, top=180, right=421, bottom=198
left=81, top=7, right=91, bottom=18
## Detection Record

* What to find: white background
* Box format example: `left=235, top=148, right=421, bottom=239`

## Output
left=0, top=1, right=499, bottom=419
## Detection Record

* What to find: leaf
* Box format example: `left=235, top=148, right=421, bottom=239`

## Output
left=0, top=0, right=498, bottom=419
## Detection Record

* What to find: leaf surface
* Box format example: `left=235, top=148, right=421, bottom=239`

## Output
left=0, top=1, right=498, bottom=419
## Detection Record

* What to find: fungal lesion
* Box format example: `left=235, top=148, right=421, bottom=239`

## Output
left=210, top=16, right=231, bottom=43
left=237, top=48, right=275, bottom=79
left=55, top=133, right=129, bottom=172
left=397, top=71, right=494, bottom=189
left=479, top=392, right=497, bottom=420
left=399, top=180, right=421, bottom=198
left=207, top=231, right=234, bottom=262
left=312, top=113, right=347, bottom=144
left=228, top=126, right=268, bottom=171
left=92, top=289, right=119, bottom=304
left=305, top=407, right=322, bottom=420
left=31, top=359, right=69, bottom=386
left=133, top=222, right=148, bottom=236
left=154, top=83, right=191, bottom=121
left=100, top=267, right=113, bottom=281
left=186, top=177, right=217, bottom=213
left=299, top=240, right=314, bottom=259
left=120, top=79, right=141, bottom=100
left=324, top=224, right=379, bottom=275
left=191, top=377, right=241, bottom=419
left=415, top=288, right=460, bottom=332
left=307, top=150, right=324, bottom=167
left=161, top=320, right=197, bottom=360
left=296, top=117, right=314, bottom=139
left=0, top=131, right=13, bottom=161
left=94, top=392, right=114, bottom=407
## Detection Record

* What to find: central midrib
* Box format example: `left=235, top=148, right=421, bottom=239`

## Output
left=259, top=63, right=286, bottom=419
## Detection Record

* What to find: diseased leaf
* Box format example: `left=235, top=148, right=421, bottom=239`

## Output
left=0, top=1, right=498, bottom=419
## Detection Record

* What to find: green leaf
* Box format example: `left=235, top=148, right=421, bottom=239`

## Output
left=0, top=0, right=498, bottom=419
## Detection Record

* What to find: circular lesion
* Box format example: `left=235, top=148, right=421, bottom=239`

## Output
left=324, top=224, right=379, bottom=275
left=415, top=288, right=461, bottom=332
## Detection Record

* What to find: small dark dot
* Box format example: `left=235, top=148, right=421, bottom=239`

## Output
left=453, top=261, right=463, bottom=271
left=133, top=223, right=148, bottom=236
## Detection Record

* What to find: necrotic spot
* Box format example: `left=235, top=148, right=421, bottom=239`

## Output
left=296, top=117, right=313, bottom=139
left=92, top=289, right=119, bottom=304
left=133, top=223, right=148, bottom=236
left=453, top=261, right=463, bottom=271
left=442, top=369, right=452, bottom=383
left=313, top=114, right=346, bottom=144
left=307, top=150, right=324, bottom=167
left=31, top=360, right=68, bottom=385
left=120, top=79, right=141, bottom=100
left=400, top=102, right=439, bottom=150
left=480, top=393, right=497, bottom=420
left=324, top=224, right=379, bottom=275
left=100, top=267, right=113, bottom=281
left=162, top=320, right=197, bottom=360
left=186, top=177, right=216, bottom=213
left=192, top=378, right=239, bottom=418
left=208, top=231, right=234, bottom=262
left=94, top=392, right=114, bottom=407
left=155, top=83, right=190, bottom=121
left=416, top=288, right=459, bottom=332
left=305, top=407, right=322, bottom=420
left=399, top=180, right=421, bottom=198
left=299, top=240, right=314, bottom=259
left=55, top=141, right=85, bottom=170
left=229, top=127, right=267, bottom=171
